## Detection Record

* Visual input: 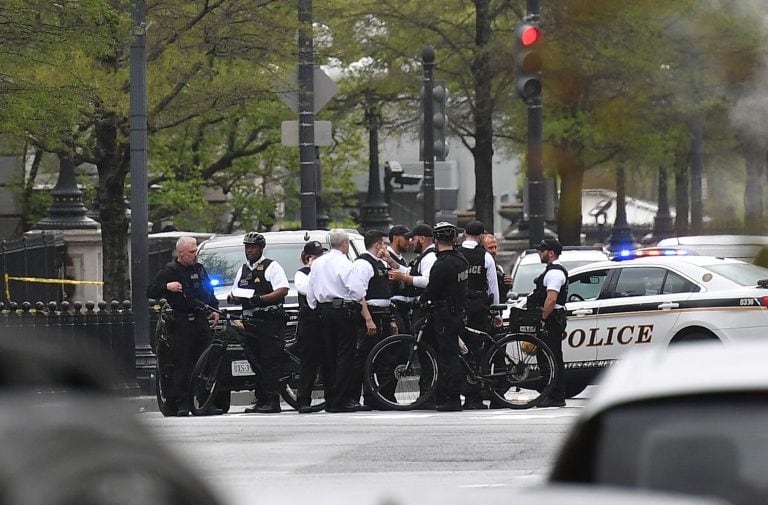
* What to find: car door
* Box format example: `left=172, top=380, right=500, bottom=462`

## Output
left=562, top=269, right=609, bottom=366
left=594, top=266, right=692, bottom=361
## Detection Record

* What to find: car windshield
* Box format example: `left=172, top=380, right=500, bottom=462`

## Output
left=198, top=244, right=304, bottom=288
left=591, top=396, right=768, bottom=505
left=512, top=260, right=601, bottom=294
left=704, top=263, right=768, bottom=287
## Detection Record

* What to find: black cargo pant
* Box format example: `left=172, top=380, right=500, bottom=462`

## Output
left=319, top=301, right=360, bottom=408
left=539, top=308, right=566, bottom=402
left=351, top=308, right=395, bottom=407
left=243, top=312, right=287, bottom=401
left=169, top=313, right=212, bottom=407
left=463, top=297, right=491, bottom=404
left=296, top=306, right=329, bottom=408
left=432, top=307, right=464, bottom=405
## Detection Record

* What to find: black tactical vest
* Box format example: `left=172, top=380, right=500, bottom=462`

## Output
left=458, top=245, right=488, bottom=299
left=297, top=265, right=311, bottom=309
left=402, top=246, right=435, bottom=298
left=389, top=249, right=409, bottom=296
left=528, top=263, right=569, bottom=309
left=357, top=254, right=391, bottom=300
left=167, top=261, right=211, bottom=311
left=237, top=258, right=275, bottom=298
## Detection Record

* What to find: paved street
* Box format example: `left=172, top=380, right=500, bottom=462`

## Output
left=140, top=396, right=588, bottom=505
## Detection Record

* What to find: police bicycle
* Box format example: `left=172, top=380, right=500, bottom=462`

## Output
left=188, top=302, right=325, bottom=415
left=363, top=303, right=558, bottom=410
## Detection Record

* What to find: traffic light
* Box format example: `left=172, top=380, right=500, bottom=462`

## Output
left=419, top=80, right=449, bottom=161
left=514, top=22, right=542, bottom=102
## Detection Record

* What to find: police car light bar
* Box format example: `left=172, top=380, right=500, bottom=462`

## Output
left=612, top=248, right=690, bottom=261
left=209, top=277, right=221, bottom=287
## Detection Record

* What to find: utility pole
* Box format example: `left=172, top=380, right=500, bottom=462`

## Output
left=298, top=0, right=317, bottom=229
left=421, top=46, right=436, bottom=226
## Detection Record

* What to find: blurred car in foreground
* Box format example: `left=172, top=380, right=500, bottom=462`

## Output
left=657, top=235, right=768, bottom=263
left=550, top=340, right=768, bottom=505
left=512, top=249, right=768, bottom=398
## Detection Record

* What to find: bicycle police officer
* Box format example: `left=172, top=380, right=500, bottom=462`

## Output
left=227, top=232, right=290, bottom=414
left=147, top=236, right=220, bottom=417
left=422, top=222, right=468, bottom=412
left=527, top=238, right=568, bottom=408
left=457, top=220, right=499, bottom=409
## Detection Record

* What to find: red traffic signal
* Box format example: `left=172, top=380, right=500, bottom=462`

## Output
left=518, top=24, right=541, bottom=47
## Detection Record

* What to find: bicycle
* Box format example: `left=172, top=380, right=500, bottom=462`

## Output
left=188, top=303, right=325, bottom=415
left=363, top=303, right=558, bottom=410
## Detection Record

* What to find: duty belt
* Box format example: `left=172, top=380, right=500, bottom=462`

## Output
left=318, top=298, right=360, bottom=309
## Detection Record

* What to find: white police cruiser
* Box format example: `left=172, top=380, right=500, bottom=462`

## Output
left=554, top=248, right=768, bottom=397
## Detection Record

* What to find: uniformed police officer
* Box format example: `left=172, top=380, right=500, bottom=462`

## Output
left=147, top=236, right=220, bottom=417
left=457, top=221, right=499, bottom=409
left=385, top=224, right=412, bottom=335
left=349, top=230, right=398, bottom=409
left=526, top=238, right=568, bottom=407
left=306, top=229, right=367, bottom=413
left=295, top=240, right=327, bottom=414
left=422, top=222, right=468, bottom=412
left=227, top=232, right=290, bottom=414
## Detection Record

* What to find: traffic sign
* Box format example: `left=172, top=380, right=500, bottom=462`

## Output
left=276, top=66, right=339, bottom=114
left=280, top=120, right=333, bottom=147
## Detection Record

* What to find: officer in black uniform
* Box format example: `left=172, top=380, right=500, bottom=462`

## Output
left=227, top=232, right=290, bottom=414
left=147, top=236, right=220, bottom=417
left=526, top=238, right=568, bottom=407
left=457, top=220, right=499, bottom=409
left=385, top=224, right=412, bottom=334
left=422, top=222, right=469, bottom=412
left=349, top=229, right=398, bottom=409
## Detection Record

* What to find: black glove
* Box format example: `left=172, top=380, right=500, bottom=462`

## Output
left=242, top=296, right=264, bottom=310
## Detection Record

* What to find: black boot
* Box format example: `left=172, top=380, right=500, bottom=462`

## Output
left=245, top=395, right=281, bottom=414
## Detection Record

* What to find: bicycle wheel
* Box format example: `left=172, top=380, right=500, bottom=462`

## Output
left=482, top=333, right=557, bottom=409
left=280, top=370, right=326, bottom=412
left=154, top=342, right=177, bottom=417
left=364, top=334, right=438, bottom=411
left=189, top=345, right=227, bottom=416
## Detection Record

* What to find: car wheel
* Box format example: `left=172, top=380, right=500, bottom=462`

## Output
left=671, top=329, right=719, bottom=344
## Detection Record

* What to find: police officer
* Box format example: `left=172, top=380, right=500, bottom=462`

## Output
left=526, top=238, right=568, bottom=408
left=422, top=222, right=468, bottom=412
left=349, top=230, right=398, bottom=409
left=227, top=232, right=290, bottom=414
left=385, top=224, right=412, bottom=334
left=306, top=229, right=367, bottom=413
left=295, top=240, right=327, bottom=414
left=482, top=233, right=512, bottom=302
left=147, top=236, right=220, bottom=417
left=457, top=220, right=499, bottom=409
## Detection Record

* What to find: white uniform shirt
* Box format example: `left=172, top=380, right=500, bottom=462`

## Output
left=349, top=251, right=391, bottom=307
left=542, top=259, right=567, bottom=309
left=230, top=256, right=289, bottom=314
left=460, top=239, right=500, bottom=305
left=295, top=268, right=310, bottom=296
left=306, top=249, right=365, bottom=309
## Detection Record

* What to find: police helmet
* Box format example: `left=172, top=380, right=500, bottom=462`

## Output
left=242, top=232, right=266, bottom=247
left=432, top=222, right=457, bottom=242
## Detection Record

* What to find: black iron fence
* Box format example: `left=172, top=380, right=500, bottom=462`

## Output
left=0, top=232, right=67, bottom=304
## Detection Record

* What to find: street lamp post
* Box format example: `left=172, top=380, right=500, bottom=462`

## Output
left=359, top=91, right=392, bottom=232
left=421, top=46, right=436, bottom=226
left=608, top=165, right=636, bottom=252
left=651, top=165, right=674, bottom=243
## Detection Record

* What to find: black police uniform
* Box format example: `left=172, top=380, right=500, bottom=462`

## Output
left=236, top=259, right=287, bottom=409
left=351, top=254, right=395, bottom=408
left=388, top=248, right=412, bottom=335
left=496, top=265, right=511, bottom=302
left=457, top=244, right=491, bottom=407
left=422, top=249, right=469, bottom=409
left=147, top=259, right=218, bottom=413
left=527, top=262, right=568, bottom=403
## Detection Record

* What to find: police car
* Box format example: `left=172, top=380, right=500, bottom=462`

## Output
left=509, top=245, right=611, bottom=297
left=552, top=248, right=768, bottom=397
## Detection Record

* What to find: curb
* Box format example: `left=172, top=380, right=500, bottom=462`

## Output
left=126, top=391, right=255, bottom=413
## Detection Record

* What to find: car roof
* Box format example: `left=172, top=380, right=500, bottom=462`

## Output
left=582, top=341, right=768, bottom=418
left=198, top=229, right=363, bottom=249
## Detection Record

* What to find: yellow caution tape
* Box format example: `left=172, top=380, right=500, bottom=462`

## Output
left=4, top=273, right=103, bottom=303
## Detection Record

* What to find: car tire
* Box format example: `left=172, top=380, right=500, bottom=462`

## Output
left=671, top=330, right=719, bottom=344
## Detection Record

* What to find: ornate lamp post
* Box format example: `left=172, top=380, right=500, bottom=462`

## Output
left=608, top=165, right=636, bottom=252
left=359, top=90, right=392, bottom=231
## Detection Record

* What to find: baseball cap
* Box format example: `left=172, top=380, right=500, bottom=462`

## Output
left=464, top=220, right=485, bottom=236
left=536, top=238, right=563, bottom=255
left=303, top=240, right=325, bottom=256
left=405, top=223, right=433, bottom=239
left=388, top=224, right=410, bottom=241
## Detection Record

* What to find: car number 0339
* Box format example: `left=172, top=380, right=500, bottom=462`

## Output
left=231, top=360, right=254, bottom=377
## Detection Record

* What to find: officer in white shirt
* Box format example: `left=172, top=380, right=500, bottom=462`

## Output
left=306, top=229, right=367, bottom=413
left=227, top=232, right=289, bottom=413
